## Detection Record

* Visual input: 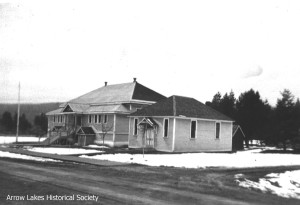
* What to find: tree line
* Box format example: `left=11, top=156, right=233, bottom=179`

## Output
left=206, top=89, right=300, bottom=150
left=0, top=112, right=48, bottom=137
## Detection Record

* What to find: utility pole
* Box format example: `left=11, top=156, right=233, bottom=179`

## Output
left=16, top=82, right=20, bottom=143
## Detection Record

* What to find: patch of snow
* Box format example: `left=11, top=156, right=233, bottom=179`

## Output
left=0, top=136, right=46, bottom=144
left=80, top=148, right=300, bottom=169
left=235, top=170, right=300, bottom=199
left=86, top=145, right=109, bottom=149
left=27, top=147, right=103, bottom=155
left=0, top=151, right=61, bottom=162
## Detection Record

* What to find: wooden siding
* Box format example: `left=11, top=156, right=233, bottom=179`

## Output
left=174, top=119, right=232, bottom=152
left=155, top=118, right=173, bottom=152
left=82, top=114, right=114, bottom=131
left=128, top=117, right=174, bottom=152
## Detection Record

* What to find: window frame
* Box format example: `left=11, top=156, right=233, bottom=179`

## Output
left=133, top=118, right=138, bottom=135
left=215, top=122, right=221, bottom=139
left=163, top=118, right=169, bottom=138
left=94, top=114, right=98, bottom=124
left=190, top=120, right=197, bottom=139
left=98, top=115, right=102, bottom=124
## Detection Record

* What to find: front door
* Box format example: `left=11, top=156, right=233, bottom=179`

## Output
left=78, top=135, right=86, bottom=146
left=145, top=129, right=154, bottom=147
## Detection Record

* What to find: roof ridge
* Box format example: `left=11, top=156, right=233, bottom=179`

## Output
left=130, top=81, right=137, bottom=101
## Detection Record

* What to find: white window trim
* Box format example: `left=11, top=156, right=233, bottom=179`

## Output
left=94, top=114, right=98, bottom=124
left=133, top=118, right=138, bottom=135
left=163, top=118, right=169, bottom=138
left=88, top=115, right=92, bottom=124
left=215, top=122, right=221, bottom=140
left=190, top=120, right=197, bottom=139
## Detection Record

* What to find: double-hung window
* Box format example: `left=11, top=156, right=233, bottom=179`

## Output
left=190, top=120, right=196, bottom=139
left=94, top=115, right=98, bottom=124
left=163, top=118, right=169, bottom=137
left=216, top=122, right=221, bottom=139
left=133, top=118, right=138, bottom=135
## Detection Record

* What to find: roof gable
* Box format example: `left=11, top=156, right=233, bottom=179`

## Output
left=63, top=105, right=73, bottom=112
left=131, top=95, right=233, bottom=121
left=233, top=125, right=246, bottom=138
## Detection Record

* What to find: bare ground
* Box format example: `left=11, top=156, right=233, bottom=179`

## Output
left=0, top=158, right=300, bottom=205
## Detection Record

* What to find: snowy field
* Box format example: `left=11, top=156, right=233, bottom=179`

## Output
left=27, top=147, right=103, bottom=155
left=80, top=147, right=300, bottom=169
left=0, top=151, right=61, bottom=162
left=0, top=136, right=46, bottom=144
left=235, top=170, right=300, bottom=199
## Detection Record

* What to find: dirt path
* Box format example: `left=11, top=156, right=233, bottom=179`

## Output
left=0, top=158, right=299, bottom=205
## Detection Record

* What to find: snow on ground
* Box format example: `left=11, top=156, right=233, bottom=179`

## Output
left=0, top=136, right=46, bottom=144
left=80, top=147, right=300, bottom=169
left=27, top=147, right=103, bottom=155
left=235, top=170, right=300, bottom=199
left=86, top=144, right=109, bottom=149
left=0, top=151, right=61, bottom=162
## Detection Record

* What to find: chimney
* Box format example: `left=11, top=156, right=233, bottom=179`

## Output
left=104, top=82, right=107, bottom=86
left=133, top=78, right=137, bottom=82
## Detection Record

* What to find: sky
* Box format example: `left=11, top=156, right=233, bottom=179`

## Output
left=1, top=0, right=300, bottom=106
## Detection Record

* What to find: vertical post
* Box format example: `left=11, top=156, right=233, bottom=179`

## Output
left=16, top=82, right=21, bottom=143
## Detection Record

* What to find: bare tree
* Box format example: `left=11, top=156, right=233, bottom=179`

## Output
left=101, top=122, right=113, bottom=151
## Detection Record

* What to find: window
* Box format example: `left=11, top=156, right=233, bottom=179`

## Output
left=98, top=115, right=102, bottom=123
left=88, top=115, right=92, bottom=123
left=133, top=118, right=138, bottom=135
left=104, top=115, right=108, bottom=123
left=53, top=115, right=56, bottom=123
left=191, top=120, right=196, bottom=139
left=94, top=115, right=98, bottom=123
left=164, top=118, right=169, bottom=137
left=216, top=122, right=221, bottom=139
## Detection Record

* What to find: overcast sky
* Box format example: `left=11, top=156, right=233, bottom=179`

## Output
left=1, top=0, right=300, bottom=106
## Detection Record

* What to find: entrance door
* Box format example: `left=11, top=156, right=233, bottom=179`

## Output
left=145, top=129, right=154, bottom=147
left=78, top=135, right=86, bottom=146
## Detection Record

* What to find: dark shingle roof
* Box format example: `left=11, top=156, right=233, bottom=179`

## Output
left=78, top=127, right=95, bottom=135
left=130, top=95, right=233, bottom=121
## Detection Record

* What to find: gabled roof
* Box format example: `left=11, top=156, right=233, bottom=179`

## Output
left=46, top=108, right=63, bottom=115
left=68, top=82, right=166, bottom=105
left=233, top=125, right=246, bottom=138
left=77, top=127, right=95, bottom=135
left=130, top=95, right=233, bottom=121
left=138, top=117, right=158, bottom=127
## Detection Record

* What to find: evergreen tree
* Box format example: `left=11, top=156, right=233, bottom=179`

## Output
left=34, top=113, right=48, bottom=132
left=1, top=111, right=14, bottom=132
left=210, top=92, right=222, bottom=112
left=274, top=89, right=298, bottom=150
left=236, top=89, right=271, bottom=146
left=220, top=91, right=236, bottom=120
left=19, top=113, right=32, bottom=134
